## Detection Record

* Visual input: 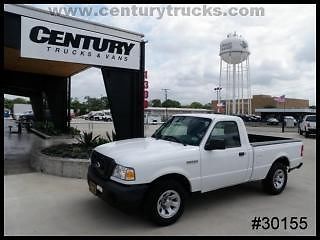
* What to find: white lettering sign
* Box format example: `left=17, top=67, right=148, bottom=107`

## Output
left=21, top=17, right=140, bottom=70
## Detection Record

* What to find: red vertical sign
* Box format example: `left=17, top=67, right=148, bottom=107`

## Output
left=144, top=72, right=148, bottom=108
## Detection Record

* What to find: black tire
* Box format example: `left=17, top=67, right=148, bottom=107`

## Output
left=262, top=162, right=288, bottom=195
left=144, top=180, right=187, bottom=226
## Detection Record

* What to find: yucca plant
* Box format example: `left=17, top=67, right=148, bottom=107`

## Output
left=76, top=131, right=100, bottom=149
left=106, top=130, right=117, bottom=142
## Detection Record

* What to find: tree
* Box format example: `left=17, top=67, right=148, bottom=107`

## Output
left=100, top=96, right=110, bottom=109
left=151, top=99, right=162, bottom=107
left=4, top=97, right=30, bottom=111
left=203, top=103, right=213, bottom=110
left=162, top=99, right=181, bottom=108
left=71, top=98, right=86, bottom=115
left=84, top=96, right=109, bottom=112
left=189, top=102, right=203, bottom=109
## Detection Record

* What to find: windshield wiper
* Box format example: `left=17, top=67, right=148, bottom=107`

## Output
left=162, top=135, right=187, bottom=146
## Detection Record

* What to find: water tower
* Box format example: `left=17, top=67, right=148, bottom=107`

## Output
left=218, top=32, right=251, bottom=115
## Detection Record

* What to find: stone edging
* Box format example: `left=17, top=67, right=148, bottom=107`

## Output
left=31, top=151, right=89, bottom=179
left=29, top=136, right=89, bottom=179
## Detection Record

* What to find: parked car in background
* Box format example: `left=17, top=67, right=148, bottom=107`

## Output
left=13, top=104, right=33, bottom=120
left=4, top=109, right=11, bottom=118
left=234, top=114, right=261, bottom=122
left=103, top=114, right=113, bottom=122
left=79, top=114, right=88, bottom=119
left=298, top=115, right=316, bottom=137
left=284, top=116, right=297, bottom=127
left=93, top=112, right=105, bottom=121
left=19, top=110, right=34, bottom=120
left=266, top=117, right=280, bottom=125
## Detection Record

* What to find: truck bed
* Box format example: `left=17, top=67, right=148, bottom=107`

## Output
left=248, top=134, right=301, bottom=147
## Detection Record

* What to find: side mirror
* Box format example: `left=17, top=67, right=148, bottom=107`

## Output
left=205, top=138, right=226, bottom=150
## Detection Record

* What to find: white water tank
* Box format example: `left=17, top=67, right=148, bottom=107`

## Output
left=220, top=32, right=249, bottom=64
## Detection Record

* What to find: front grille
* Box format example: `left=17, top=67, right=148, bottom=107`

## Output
left=90, top=150, right=116, bottom=179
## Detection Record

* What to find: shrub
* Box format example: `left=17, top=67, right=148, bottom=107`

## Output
left=42, top=131, right=116, bottom=159
left=69, top=126, right=80, bottom=137
left=76, top=131, right=100, bottom=149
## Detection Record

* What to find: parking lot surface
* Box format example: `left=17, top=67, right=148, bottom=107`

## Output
left=4, top=126, right=316, bottom=236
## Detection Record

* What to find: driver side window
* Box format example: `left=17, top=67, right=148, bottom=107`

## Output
left=208, top=121, right=241, bottom=148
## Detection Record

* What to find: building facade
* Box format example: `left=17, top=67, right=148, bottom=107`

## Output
left=212, top=94, right=309, bottom=114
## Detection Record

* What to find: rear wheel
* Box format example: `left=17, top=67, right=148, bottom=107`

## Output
left=262, top=162, right=287, bottom=195
left=144, top=180, right=186, bottom=226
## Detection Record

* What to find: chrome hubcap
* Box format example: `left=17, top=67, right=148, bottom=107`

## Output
left=157, top=190, right=181, bottom=218
left=273, top=169, right=285, bottom=189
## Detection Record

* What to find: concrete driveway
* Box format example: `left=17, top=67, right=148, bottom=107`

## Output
left=4, top=128, right=316, bottom=236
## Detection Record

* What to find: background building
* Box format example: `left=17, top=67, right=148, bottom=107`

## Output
left=212, top=94, right=309, bottom=115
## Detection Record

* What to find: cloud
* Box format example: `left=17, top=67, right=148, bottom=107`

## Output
left=27, top=4, right=316, bottom=105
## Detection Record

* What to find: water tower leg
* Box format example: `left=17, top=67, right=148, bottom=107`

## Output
left=232, top=64, right=236, bottom=114
left=237, top=64, right=240, bottom=114
left=218, top=58, right=222, bottom=113
left=241, top=62, right=244, bottom=114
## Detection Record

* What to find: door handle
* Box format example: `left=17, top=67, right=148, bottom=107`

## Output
left=239, top=152, right=245, bottom=156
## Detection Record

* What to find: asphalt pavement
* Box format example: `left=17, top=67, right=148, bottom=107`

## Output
left=4, top=120, right=316, bottom=235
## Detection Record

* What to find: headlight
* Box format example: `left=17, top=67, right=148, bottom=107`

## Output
left=112, top=164, right=135, bottom=181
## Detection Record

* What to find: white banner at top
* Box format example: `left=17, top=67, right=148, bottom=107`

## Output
left=20, top=16, right=140, bottom=70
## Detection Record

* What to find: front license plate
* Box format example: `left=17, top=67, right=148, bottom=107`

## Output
left=89, top=181, right=97, bottom=195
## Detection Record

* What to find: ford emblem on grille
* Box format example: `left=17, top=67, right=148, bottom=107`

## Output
left=95, top=161, right=101, bottom=168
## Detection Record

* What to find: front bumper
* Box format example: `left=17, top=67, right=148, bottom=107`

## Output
left=87, top=166, right=149, bottom=207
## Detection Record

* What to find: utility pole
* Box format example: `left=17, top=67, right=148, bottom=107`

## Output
left=162, top=88, right=170, bottom=120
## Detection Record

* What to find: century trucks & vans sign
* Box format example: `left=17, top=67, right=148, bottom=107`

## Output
left=21, top=17, right=140, bottom=70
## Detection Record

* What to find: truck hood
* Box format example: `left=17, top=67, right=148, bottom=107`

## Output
left=94, top=137, right=198, bottom=165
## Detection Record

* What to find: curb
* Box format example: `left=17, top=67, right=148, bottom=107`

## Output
left=31, top=151, right=89, bottom=179
left=30, top=128, right=51, bottom=139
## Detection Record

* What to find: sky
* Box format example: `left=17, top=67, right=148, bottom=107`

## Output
left=6, top=4, right=316, bottom=105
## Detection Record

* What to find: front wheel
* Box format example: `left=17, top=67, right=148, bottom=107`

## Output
left=262, top=162, right=288, bottom=195
left=144, top=180, right=186, bottom=226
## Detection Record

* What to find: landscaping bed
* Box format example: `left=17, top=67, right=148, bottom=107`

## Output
left=41, top=143, right=91, bottom=159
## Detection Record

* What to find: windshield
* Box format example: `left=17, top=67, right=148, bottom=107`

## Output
left=306, top=115, right=316, bottom=122
left=151, top=116, right=212, bottom=146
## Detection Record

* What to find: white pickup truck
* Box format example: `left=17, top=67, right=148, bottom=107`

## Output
left=298, top=114, right=316, bottom=137
left=87, top=114, right=303, bottom=226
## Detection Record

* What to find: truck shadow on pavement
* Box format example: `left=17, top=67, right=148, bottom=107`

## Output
left=187, top=181, right=265, bottom=210
left=82, top=180, right=275, bottom=227
left=80, top=197, right=148, bottom=229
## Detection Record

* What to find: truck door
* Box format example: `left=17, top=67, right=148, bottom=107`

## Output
left=200, top=121, right=250, bottom=192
